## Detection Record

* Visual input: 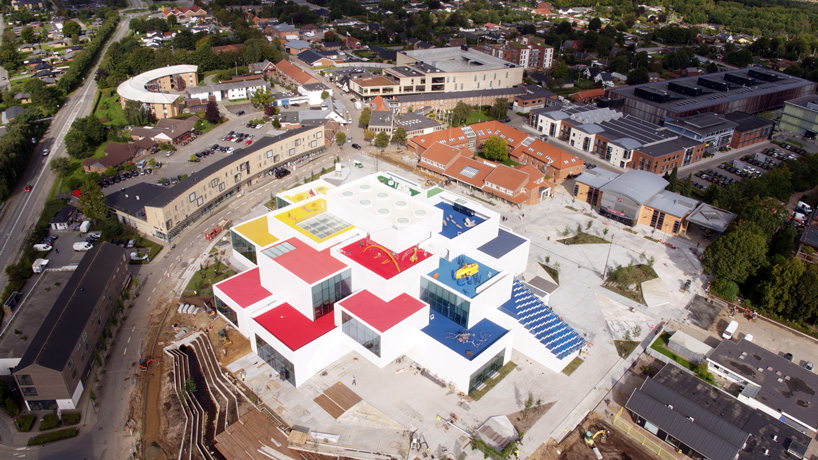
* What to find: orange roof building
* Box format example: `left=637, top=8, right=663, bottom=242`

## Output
left=274, top=60, right=318, bottom=86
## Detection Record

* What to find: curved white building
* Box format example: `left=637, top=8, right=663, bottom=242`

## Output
left=117, top=65, right=199, bottom=120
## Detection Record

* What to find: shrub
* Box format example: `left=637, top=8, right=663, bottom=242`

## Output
left=38, top=413, right=60, bottom=431
left=27, top=427, right=78, bottom=445
left=61, top=412, right=81, bottom=426
left=711, top=278, right=739, bottom=301
left=15, top=414, right=35, bottom=432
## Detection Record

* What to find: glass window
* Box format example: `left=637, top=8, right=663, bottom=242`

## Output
left=215, top=296, right=238, bottom=326
left=342, top=312, right=381, bottom=357
left=468, top=349, right=504, bottom=392
left=420, top=278, right=471, bottom=328
left=256, top=334, right=295, bottom=385
left=230, top=230, right=257, bottom=264
left=311, top=269, right=351, bottom=319
left=21, top=387, right=38, bottom=397
left=16, top=374, right=33, bottom=386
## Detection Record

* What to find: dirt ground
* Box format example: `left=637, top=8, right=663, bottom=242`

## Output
left=508, top=402, right=555, bottom=435
left=136, top=296, right=253, bottom=459
left=530, top=414, right=655, bottom=460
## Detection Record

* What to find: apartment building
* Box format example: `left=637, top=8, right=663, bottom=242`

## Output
left=107, top=124, right=328, bottom=242
left=117, top=65, right=199, bottom=120
left=475, top=36, right=554, bottom=69
left=13, top=243, right=130, bottom=411
left=348, top=47, right=524, bottom=101
left=529, top=103, right=707, bottom=173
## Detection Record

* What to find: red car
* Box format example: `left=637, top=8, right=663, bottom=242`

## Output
left=244, top=139, right=253, bottom=145
left=24, top=185, right=32, bottom=192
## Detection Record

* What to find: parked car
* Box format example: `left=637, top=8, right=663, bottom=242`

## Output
left=236, top=110, right=245, bottom=116
left=42, top=148, right=49, bottom=156
left=351, top=143, right=362, bottom=150
left=784, top=352, right=794, bottom=361
left=73, top=242, right=93, bottom=251
left=33, top=243, right=52, bottom=251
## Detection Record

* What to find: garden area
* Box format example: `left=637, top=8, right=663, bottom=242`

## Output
left=183, top=256, right=236, bottom=297
left=649, top=332, right=716, bottom=383
left=468, top=361, right=517, bottom=401
left=603, top=260, right=658, bottom=304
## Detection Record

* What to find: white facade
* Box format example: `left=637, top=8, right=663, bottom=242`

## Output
left=215, top=174, right=585, bottom=392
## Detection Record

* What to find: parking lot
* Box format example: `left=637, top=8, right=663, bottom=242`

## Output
left=685, top=143, right=807, bottom=192
left=97, top=113, right=267, bottom=195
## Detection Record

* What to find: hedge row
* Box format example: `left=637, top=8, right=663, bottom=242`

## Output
left=57, top=13, right=120, bottom=94
left=27, top=427, right=78, bottom=445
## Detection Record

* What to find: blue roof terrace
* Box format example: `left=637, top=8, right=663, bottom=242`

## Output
left=428, top=254, right=499, bottom=299
left=435, top=201, right=485, bottom=239
left=422, top=313, right=508, bottom=361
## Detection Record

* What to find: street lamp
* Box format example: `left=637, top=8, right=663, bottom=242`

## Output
left=602, top=235, right=614, bottom=279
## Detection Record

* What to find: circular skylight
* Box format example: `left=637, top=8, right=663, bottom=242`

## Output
left=397, top=217, right=410, bottom=224
left=342, top=191, right=353, bottom=197
left=377, top=192, right=389, bottom=199
left=360, top=184, right=371, bottom=190
left=377, top=208, right=390, bottom=215
left=395, top=201, right=407, bottom=208
left=414, top=210, right=427, bottom=216
left=359, top=199, right=371, bottom=206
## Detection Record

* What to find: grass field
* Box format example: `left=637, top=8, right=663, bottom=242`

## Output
left=94, top=89, right=126, bottom=126
left=465, top=110, right=497, bottom=125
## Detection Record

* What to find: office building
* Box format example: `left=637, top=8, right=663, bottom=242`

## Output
left=779, top=96, right=818, bottom=139
left=348, top=47, right=524, bottom=101
left=605, top=68, right=817, bottom=125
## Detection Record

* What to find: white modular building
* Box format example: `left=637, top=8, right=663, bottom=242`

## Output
left=214, top=173, right=584, bottom=392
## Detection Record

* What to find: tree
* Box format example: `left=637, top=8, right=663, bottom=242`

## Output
left=482, top=136, right=508, bottom=162
left=375, top=131, right=390, bottom=151
left=320, top=90, right=329, bottom=100
left=358, top=107, right=371, bottom=126
left=50, top=157, right=70, bottom=177
left=65, top=129, right=90, bottom=159
left=589, top=17, right=602, bottom=31
left=20, top=27, right=35, bottom=44
left=702, top=221, right=768, bottom=284
left=364, top=129, right=375, bottom=143
left=77, top=181, right=108, bottom=223
left=770, top=221, right=797, bottom=258
left=250, top=87, right=272, bottom=108
left=666, top=166, right=678, bottom=192
left=204, top=101, right=221, bottom=124
left=491, top=98, right=509, bottom=120
left=63, top=20, right=82, bottom=41
left=391, top=126, right=407, bottom=146
left=552, top=61, right=569, bottom=79
left=335, top=132, right=346, bottom=145
left=790, top=264, right=818, bottom=322
left=627, top=67, right=650, bottom=85
left=451, top=102, right=471, bottom=127
left=264, top=104, right=277, bottom=117
left=123, top=99, right=148, bottom=126
left=760, top=257, right=804, bottom=314
left=681, top=173, right=693, bottom=197
left=272, top=117, right=281, bottom=129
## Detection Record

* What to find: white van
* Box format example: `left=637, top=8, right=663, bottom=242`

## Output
left=79, top=220, right=91, bottom=233
left=722, top=320, right=738, bottom=340
left=73, top=242, right=93, bottom=251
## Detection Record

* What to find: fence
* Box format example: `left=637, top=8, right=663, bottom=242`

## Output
left=612, top=408, right=680, bottom=460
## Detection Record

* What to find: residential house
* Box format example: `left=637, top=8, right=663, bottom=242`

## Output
left=49, top=206, right=76, bottom=231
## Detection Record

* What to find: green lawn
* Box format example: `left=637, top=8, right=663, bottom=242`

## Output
left=465, top=110, right=497, bottom=125
left=468, top=361, right=517, bottom=401
left=603, top=263, right=658, bottom=304
left=56, top=143, right=107, bottom=194
left=562, top=357, right=584, bottom=375
left=94, top=89, right=126, bottom=126
left=650, top=332, right=695, bottom=370
left=184, top=262, right=236, bottom=297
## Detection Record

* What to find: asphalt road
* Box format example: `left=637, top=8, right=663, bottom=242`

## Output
left=0, top=11, right=138, bottom=298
